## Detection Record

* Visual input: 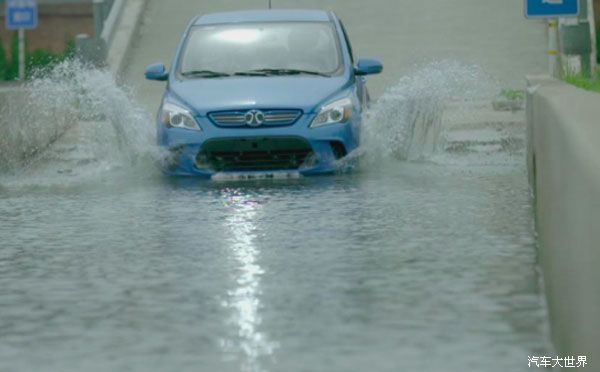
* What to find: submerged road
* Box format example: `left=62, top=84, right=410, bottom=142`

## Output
left=0, top=1, right=551, bottom=372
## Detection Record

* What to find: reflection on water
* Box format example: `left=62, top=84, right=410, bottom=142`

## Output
left=0, top=161, right=550, bottom=372
left=221, top=190, right=277, bottom=372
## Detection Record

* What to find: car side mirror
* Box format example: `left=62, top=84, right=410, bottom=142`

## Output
left=355, top=58, right=383, bottom=76
left=145, top=63, right=169, bottom=81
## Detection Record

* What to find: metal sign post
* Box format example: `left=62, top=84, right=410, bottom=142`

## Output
left=18, top=28, right=25, bottom=80
left=548, top=19, right=560, bottom=77
left=525, top=0, right=580, bottom=77
left=5, top=0, right=39, bottom=81
left=586, top=0, right=597, bottom=80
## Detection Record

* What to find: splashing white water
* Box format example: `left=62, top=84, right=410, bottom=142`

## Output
left=352, top=60, right=499, bottom=167
left=0, top=60, right=160, bottom=182
left=0, top=59, right=512, bottom=186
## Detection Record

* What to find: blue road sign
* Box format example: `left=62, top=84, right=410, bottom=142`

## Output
left=525, top=0, right=579, bottom=18
left=5, top=0, right=38, bottom=30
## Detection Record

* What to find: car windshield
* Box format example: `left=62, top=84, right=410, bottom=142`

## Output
left=180, top=22, right=342, bottom=77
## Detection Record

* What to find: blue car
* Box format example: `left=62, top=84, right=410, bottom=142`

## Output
left=145, top=9, right=382, bottom=177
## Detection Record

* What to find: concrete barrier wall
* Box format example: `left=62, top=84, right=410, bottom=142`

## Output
left=527, top=76, right=600, bottom=370
left=105, top=0, right=147, bottom=77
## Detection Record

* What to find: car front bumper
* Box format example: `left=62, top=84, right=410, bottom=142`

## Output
left=157, top=113, right=360, bottom=177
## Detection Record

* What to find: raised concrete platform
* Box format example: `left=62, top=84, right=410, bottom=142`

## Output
left=527, top=76, right=600, bottom=371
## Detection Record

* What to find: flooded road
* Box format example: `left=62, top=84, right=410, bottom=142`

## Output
left=0, top=155, right=549, bottom=372
left=0, top=0, right=553, bottom=371
left=0, top=61, right=551, bottom=371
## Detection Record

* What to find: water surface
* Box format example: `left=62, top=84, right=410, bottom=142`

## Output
left=0, top=61, right=550, bottom=372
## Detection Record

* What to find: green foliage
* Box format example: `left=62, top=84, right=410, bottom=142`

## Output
left=500, top=89, right=525, bottom=101
left=26, top=49, right=62, bottom=78
left=64, top=39, right=75, bottom=59
left=597, top=27, right=600, bottom=64
left=563, top=70, right=600, bottom=93
left=0, top=41, right=7, bottom=80
left=1, top=32, right=75, bottom=81
left=6, top=32, right=19, bottom=80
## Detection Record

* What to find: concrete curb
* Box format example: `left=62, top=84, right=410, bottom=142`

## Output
left=105, top=0, right=147, bottom=77
left=100, top=0, right=126, bottom=46
left=527, top=75, right=600, bottom=371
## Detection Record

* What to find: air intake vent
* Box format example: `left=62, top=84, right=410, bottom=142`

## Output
left=197, top=137, right=316, bottom=171
left=209, top=109, right=302, bottom=128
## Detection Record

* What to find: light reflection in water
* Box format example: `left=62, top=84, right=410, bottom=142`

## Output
left=221, top=190, right=277, bottom=372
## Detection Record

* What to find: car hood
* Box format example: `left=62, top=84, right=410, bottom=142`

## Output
left=169, top=76, right=350, bottom=116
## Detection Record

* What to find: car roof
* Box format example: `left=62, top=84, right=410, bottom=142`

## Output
left=194, top=9, right=332, bottom=26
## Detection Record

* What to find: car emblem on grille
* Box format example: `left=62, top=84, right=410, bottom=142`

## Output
left=244, top=110, right=265, bottom=127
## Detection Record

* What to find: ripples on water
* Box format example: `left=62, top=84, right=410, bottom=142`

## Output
left=0, top=61, right=551, bottom=372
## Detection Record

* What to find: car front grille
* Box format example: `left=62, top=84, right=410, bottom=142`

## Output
left=196, top=137, right=316, bottom=172
left=209, top=109, right=302, bottom=128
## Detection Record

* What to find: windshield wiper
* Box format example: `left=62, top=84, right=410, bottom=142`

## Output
left=181, top=70, right=231, bottom=78
left=232, top=71, right=269, bottom=76
left=247, top=68, right=330, bottom=77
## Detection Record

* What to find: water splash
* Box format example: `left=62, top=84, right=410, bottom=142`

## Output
left=0, top=59, right=159, bottom=183
left=350, top=60, right=499, bottom=167
left=0, top=59, right=512, bottom=186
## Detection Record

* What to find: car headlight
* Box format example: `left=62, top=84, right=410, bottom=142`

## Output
left=310, top=97, right=353, bottom=128
left=160, top=102, right=201, bottom=131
